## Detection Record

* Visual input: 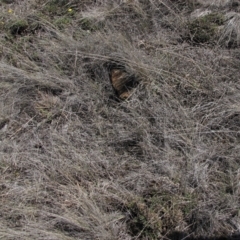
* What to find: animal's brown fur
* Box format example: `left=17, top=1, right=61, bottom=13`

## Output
left=109, top=68, right=137, bottom=100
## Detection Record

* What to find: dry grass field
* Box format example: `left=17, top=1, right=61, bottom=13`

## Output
left=1, top=0, right=240, bottom=239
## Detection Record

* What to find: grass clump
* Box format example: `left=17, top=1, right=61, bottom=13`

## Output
left=43, top=0, right=69, bottom=15
left=54, top=16, right=72, bottom=29
left=79, top=18, right=99, bottom=31
left=187, top=13, right=225, bottom=44
left=1, top=1, right=240, bottom=240
left=8, top=19, right=29, bottom=35
left=219, top=12, right=240, bottom=48
left=126, top=199, right=162, bottom=238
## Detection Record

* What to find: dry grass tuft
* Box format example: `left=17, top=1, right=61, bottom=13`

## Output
left=1, top=0, right=240, bottom=239
left=219, top=12, right=240, bottom=47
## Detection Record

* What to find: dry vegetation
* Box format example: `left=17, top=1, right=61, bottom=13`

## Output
left=1, top=0, right=240, bottom=239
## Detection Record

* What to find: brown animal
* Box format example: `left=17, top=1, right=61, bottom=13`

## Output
left=109, top=68, right=138, bottom=100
